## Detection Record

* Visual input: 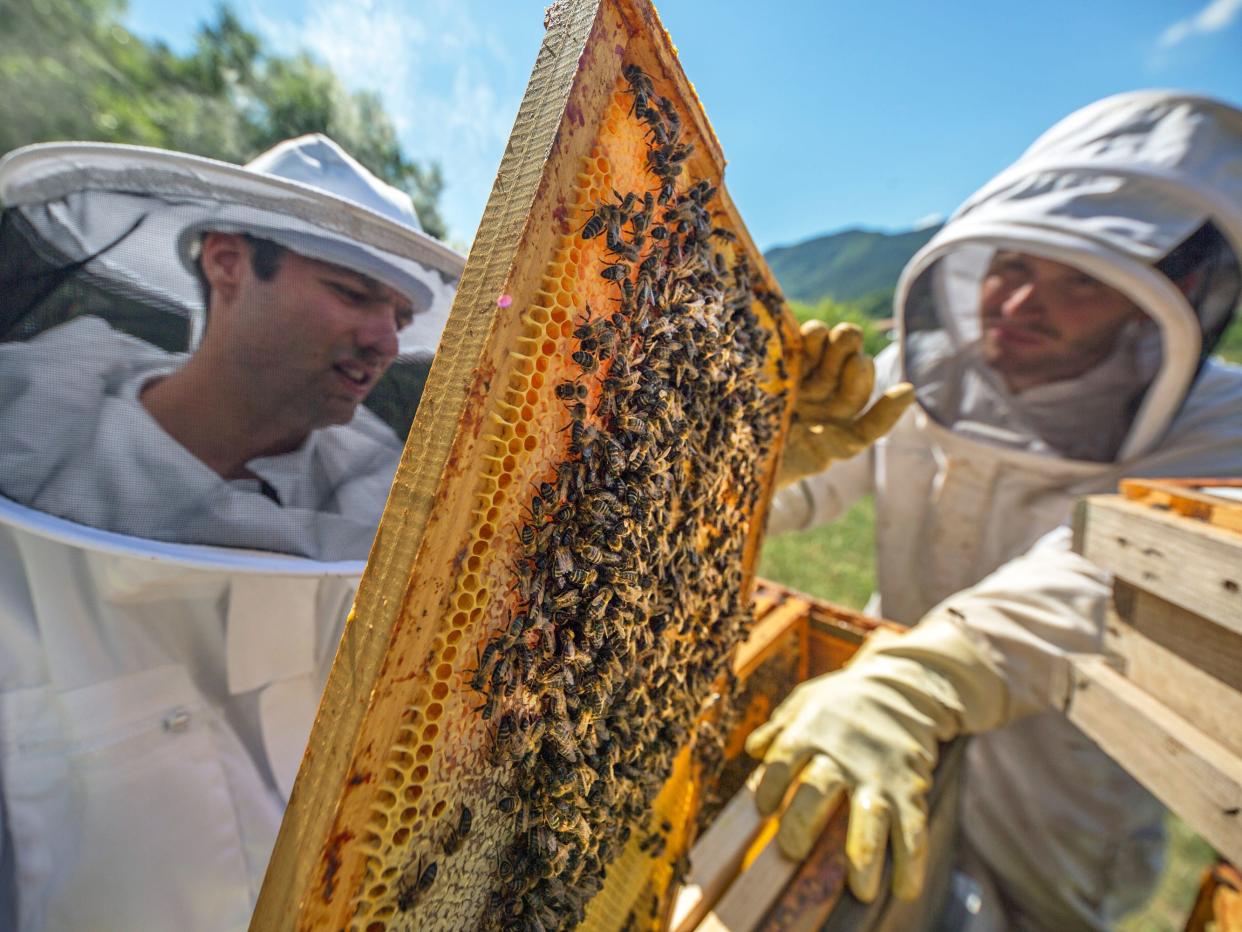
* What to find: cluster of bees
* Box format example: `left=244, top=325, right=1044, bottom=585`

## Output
left=469, top=64, right=786, bottom=931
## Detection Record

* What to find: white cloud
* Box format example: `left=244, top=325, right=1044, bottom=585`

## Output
left=913, top=212, right=944, bottom=230
left=249, top=0, right=526, bottom=242
left=1158, top=0, right=1242, bottom=47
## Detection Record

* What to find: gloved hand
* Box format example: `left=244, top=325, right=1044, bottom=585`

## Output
left=744, top=613, right=1009, bottom=903
left=777, top=320, right=915, bottom=489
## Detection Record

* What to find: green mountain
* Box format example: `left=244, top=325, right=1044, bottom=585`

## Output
left=763, top=225, right=940, bottom=307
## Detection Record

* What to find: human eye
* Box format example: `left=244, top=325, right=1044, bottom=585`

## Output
left=395, top=305, right=415, bottom=330
left=325, top=279, right=368, bottom=304
left=1063, top=272, right=1107, bottom=298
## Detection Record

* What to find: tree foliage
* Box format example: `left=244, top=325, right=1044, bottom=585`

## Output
left=789, top=296, right=893, bottom=359
left=0, top=0, right=447, bottom=238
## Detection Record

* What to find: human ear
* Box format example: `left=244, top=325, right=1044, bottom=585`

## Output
left=199, top=232, right=248, bottom=308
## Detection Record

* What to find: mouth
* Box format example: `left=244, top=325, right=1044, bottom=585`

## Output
left=333, top=361, right=376, bottom=397
left=986, top=322, right=1053, bottom=347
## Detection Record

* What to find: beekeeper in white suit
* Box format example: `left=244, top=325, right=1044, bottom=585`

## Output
left=0, top=135, right=463, bottom=930
left=751, top=91, right=1242, bottom=930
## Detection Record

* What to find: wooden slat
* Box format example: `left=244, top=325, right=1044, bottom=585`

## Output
left=1073, top=495, right=1242, bottom=638
left=1107, top=586, right=1242, bottom=760
left=734, top=597, right=811, bottom=679
left=751, top=592, right=779, bottom=623
left=1121, top=478, right=1242, bottom=535
left=1063, top=655, right=1242, bottom=865
left=695, top=836, right=801, bottom=932
left=671, top=771, right=771, bottom=932
left=1186, top=863, right=1242, bottom=932
left=752, top=804, right=849, bottom=932
left=1113, top=582, right=1242, bottom=694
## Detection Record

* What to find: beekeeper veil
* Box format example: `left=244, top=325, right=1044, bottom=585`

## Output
left=897, top=92, right=1242, bottom=463
left=0, top=135, right=463, bottom=558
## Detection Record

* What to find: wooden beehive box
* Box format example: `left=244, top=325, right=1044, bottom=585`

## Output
left=250, top=0, right=802, bottom=928
left=1070, top=478, right=1242, bottom=867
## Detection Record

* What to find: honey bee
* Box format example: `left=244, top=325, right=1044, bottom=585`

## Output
left=396, top=858, right=439, bottom=912
left=570, top=349, right=598, bottom=374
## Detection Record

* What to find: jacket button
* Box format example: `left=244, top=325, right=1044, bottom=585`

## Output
left=162, top=708, right=192, bottom=733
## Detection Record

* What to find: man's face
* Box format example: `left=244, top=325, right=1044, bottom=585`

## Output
left=979, top=251, right=1145, bottom=391
left=229, top=244, right=413, bottom=430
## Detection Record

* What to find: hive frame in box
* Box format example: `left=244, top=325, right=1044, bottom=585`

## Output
left=1071, top=479, right=1242, bottom=868
left=250, top=1, right=799, bottom=929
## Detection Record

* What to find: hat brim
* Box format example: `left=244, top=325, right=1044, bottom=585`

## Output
left=0, top=142, right=466, bottom=357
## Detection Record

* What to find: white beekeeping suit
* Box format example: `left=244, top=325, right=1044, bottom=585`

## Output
left=765, top=92, right=1242, bottom=930
left=0, top=136, right=464, bottom=930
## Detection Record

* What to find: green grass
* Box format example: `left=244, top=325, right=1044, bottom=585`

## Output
left=758, top=497, right=1215, bottom=929
left=757, top=496, right=877, bottom=610
left=1119, top=816, right=1216, bottom=931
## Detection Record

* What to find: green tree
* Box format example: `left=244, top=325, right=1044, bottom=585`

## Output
left=0, top=0, right=446, bottom=239
left=789, top=296, right=893, bottom=358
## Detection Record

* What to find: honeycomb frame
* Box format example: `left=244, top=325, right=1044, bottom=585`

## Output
left=251, top=2, right=800, bottom=930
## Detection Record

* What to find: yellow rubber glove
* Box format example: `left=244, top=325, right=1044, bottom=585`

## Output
left=777, top=321, right=916, bottom=489
left=743, top=614, right=1009, bottom=903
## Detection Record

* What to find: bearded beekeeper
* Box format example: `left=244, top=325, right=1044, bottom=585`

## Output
left=0, top=135, right=463, bottom=930
left=752, top=91, right=1242, bottom=931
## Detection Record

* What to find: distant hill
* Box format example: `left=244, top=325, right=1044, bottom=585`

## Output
left=763, top=225, right=941, bottom=307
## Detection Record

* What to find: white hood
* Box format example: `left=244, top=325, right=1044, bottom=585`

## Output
left=0, top=136, right=465, bottom=358
left=897, top=91, right=1242, bottom=462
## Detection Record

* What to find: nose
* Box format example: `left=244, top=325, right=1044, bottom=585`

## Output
left=356, top=307, right=401, bottom=365
left=998, top=281, right=1040, bottom=318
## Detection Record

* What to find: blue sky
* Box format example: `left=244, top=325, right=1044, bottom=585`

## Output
left=124, top=0, right=1242, bottom=252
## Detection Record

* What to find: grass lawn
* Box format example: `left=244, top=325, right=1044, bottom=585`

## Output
left=757, top=494, right=1218, bottom=930
left=757, top=496, right=877, bottom=610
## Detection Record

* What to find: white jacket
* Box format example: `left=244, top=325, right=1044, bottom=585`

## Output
left=0, top=320, right=400, bottom=931
left=771, top=91, right=1242, bottom=930
left=770, top=351, right=1242, bottom=929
